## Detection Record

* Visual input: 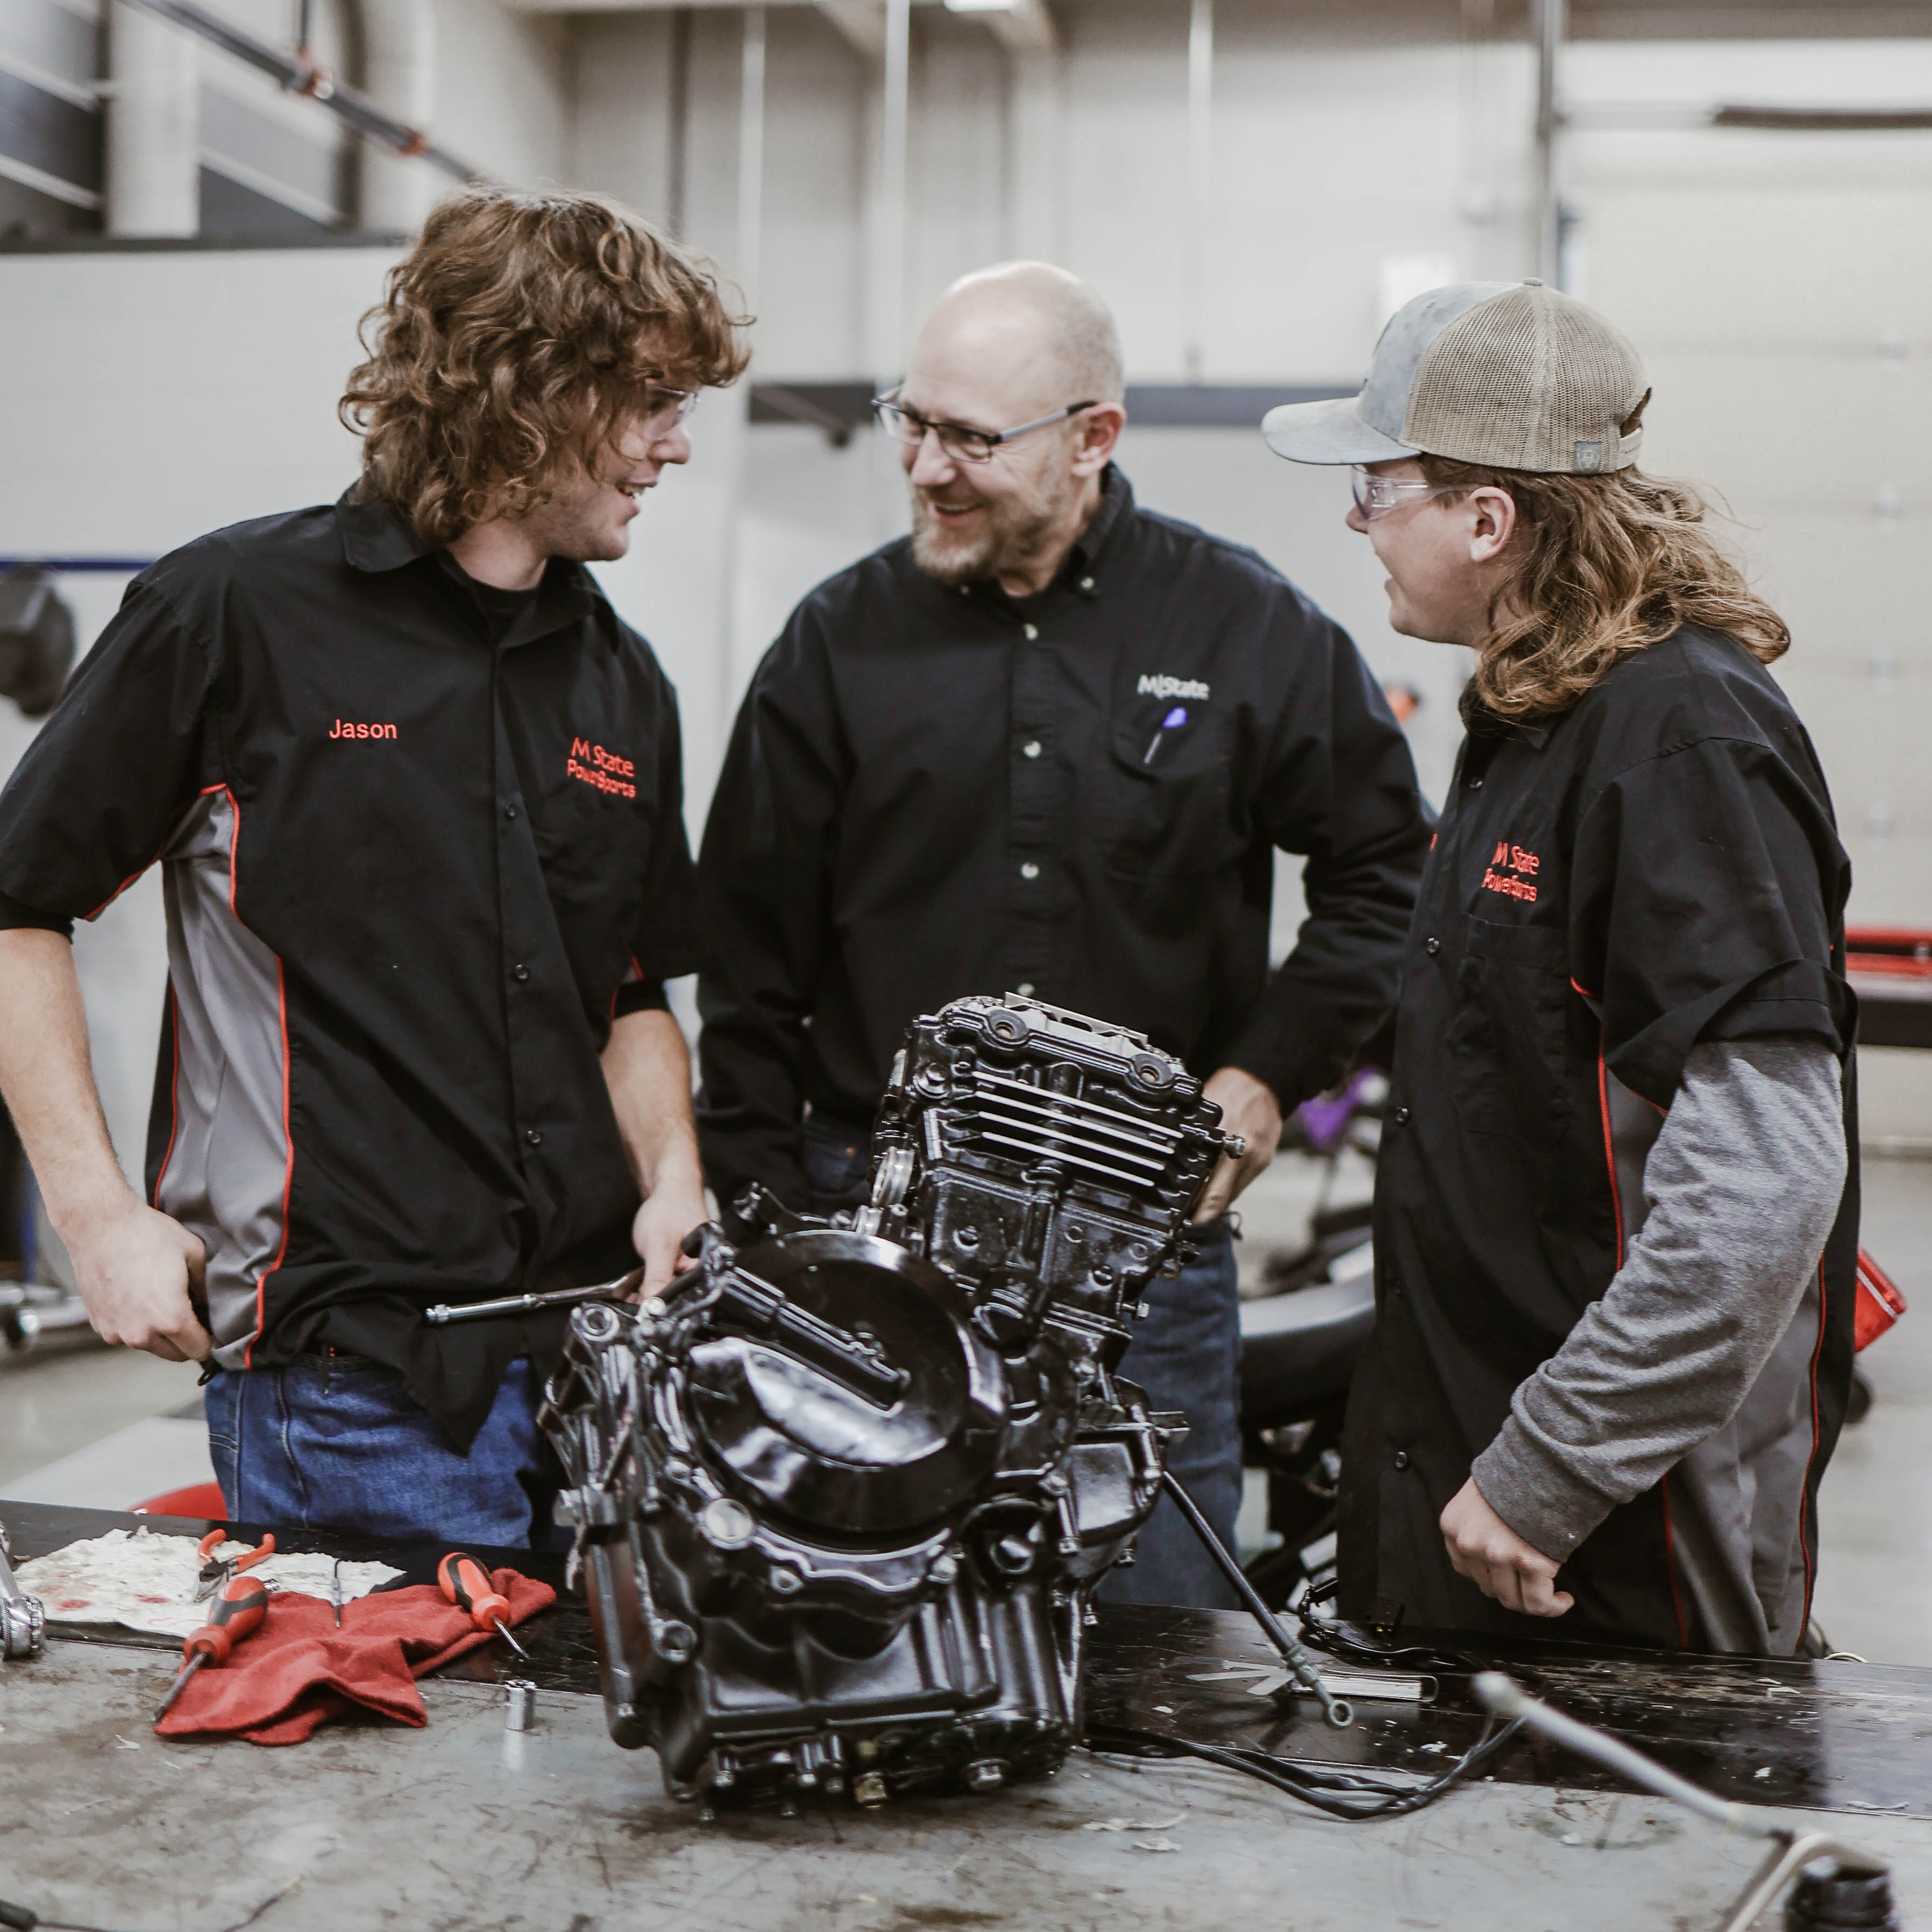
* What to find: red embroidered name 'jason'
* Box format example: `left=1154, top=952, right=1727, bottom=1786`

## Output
left=1480, top=839, right=1540, bottom=903
left=329, top=719, right=397, bottom=739
left=567, top=736, right=636, bottom=800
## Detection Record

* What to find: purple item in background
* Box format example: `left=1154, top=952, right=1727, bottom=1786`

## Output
left=1296, top=1066, right=1380, bottom=1155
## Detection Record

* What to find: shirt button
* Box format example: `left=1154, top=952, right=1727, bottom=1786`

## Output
left=1020, top=862, right=1040, bottom=880
left=1022, top=740, right=1042, bottom=759
left=1425, top=936, right=1441, bottom=956
left=1394, top=1106, right=1411, bottom=1126
left=1393, top=1451, right=1411, bottom=1472
left=524, top=1127, right=543, bottom=1147
left=1022, top=623, right=1039, bottom=641
left=513, top=964, right=530, bottom=983
left=1468, top=777, right=1484, bottom=790
left=1017, top=982, right=1036, bottom=996
left=504, top=803, right=519, bottom=820
left=1079, top=576, right=1095, bottom=591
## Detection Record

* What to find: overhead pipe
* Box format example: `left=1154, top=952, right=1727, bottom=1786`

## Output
left=738, top=5, right=767, bottom=303
left=1184, top=0, right=1212, bottom=383
left=104, top=0, right=199, bottom=238
left=874, top=0, right=912, bottom=383
left=360, top=0, right=441, bottom=231
left=118, top=0, right=479, bottom=187
left=1532, top=0, right=1564, bottom=284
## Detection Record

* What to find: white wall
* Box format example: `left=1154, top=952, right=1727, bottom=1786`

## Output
left=5, top=16, right=1930, bottom=1151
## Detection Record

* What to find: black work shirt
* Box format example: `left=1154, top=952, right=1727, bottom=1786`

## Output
left=695, top=467, right=1432, bottom=1212
left=1340, top=626, right=1859, bottom=1644
left=0, top=497, right=698, bottom=1445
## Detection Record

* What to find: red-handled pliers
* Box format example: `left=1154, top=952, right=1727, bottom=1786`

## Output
left=194, top=1529, right=276, bottom=1602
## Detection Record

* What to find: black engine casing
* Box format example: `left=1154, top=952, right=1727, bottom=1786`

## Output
left=540, top=995, right=1232, bottom=1806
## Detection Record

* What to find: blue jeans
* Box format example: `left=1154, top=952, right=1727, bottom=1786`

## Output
left=203, top=1356, right=553, bottom=1547
left=1097, top=1227, right=1243, bottom=1611
left=802, top=1115, right=1244, bottom=1610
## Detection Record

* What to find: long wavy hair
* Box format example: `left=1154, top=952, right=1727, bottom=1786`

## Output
left=1417, top=456, right=1791, bottom=719
left=341, top=190, right=750, bottom=547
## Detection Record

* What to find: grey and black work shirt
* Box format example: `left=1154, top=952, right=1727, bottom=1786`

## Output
left=695, top=466, right=1432, bottom=1214
left=0, top=497, right=697, bottom=1445
left=1340, top=626, right=1859, bottom=1650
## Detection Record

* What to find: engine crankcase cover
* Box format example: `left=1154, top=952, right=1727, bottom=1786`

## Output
left=687, top=1230, right=1008, bottom=1539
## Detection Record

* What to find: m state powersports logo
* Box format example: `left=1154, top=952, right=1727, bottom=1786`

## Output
left=1137, top=674, right=1210, bottom=701
left=1481, top=840, right=1540, bottom=903
left=567, top=736, right=637, bottom=800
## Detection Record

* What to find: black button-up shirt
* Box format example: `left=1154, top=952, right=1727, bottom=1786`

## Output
left=694, top=467, right=1431, bottom=1211
left=0, top=497, right=698, bottom=1444
left=1340, top=626, right=1858, bottom=1642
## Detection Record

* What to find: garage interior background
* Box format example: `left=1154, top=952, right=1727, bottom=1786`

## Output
left=0, top=0, right=1928, bottom=1651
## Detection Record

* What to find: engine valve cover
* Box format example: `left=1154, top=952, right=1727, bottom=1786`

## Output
left=541, top=995, right=1233, bottom=1807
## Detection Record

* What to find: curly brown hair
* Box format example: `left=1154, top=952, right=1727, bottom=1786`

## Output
left=1417, top=456, right=1791, bottom=719
left=340, top=190, right=750, bottom=547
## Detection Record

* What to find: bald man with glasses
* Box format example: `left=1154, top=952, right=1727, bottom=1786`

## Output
left=695, top=262, right=1431, bottom=1608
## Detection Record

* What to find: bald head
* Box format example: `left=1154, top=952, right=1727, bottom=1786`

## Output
left=911, top=262, right=1125, bottom=417
left=897, top=262, right=1127, bottom=596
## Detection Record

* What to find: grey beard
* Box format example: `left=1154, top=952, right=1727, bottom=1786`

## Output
left=908, top=487, right=1063, bottom=588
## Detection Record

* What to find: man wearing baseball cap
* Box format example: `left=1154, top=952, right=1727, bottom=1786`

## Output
left=1263, top=281, right=1858, bottom=1653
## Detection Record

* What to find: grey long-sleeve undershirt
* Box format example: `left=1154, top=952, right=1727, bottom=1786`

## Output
left=1471, top=1035, right=1846, bottom=1566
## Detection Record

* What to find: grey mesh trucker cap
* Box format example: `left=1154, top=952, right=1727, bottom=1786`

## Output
left=1262, top=280, right=1651, bottom=475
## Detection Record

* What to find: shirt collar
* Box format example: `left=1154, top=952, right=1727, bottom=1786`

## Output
left=336, top=492, right=429, bottom=573
left=336, top=491, right=603, bottom=649
left=1064, top=462, right=1132, bottom=591
left=1460, top=683, right=1552, bottom=750
left=946, top=463, right=1136, bottom=617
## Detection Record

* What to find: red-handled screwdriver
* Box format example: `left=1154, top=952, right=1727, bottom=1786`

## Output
left=153, top=1572, right=270, bottom=1723
left=437, top=1551, right=530, bottom=1660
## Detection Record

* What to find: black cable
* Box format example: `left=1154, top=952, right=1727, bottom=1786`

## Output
left=0, top=1884, right=290, bottom=1932
left=1291, top=1611, right=1490, bottom=1680
left=1084, top=1713, right=1525, bottom=1822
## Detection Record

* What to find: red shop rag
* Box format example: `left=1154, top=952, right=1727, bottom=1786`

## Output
left=151, top=1567, right=555, bottom=1746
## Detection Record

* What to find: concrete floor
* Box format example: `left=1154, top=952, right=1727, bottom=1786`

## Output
left=3, top=1152, right=1928, bottom=1659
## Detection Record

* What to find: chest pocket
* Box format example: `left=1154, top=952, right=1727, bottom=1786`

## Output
left=532, top=732, right=660, bottom=901
left=1102, top=712, right=1239, bottom=919
left=1446, top=915, right=1574, bottom=1143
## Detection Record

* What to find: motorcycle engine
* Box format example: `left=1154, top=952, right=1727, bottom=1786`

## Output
left=541, top=994, right=1235, bottom=1807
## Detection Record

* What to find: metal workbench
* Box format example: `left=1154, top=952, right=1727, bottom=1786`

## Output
left=4, top=1500, right=1930, bottom=1931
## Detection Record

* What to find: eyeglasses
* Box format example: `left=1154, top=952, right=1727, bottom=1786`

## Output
left=638, top=383, right=701, bottom=429
left=872, top=392, right=1099, bottom=464
left=1350, top=465, right=1458, bottom=521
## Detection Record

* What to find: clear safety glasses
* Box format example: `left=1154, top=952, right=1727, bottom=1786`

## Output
left=638, top=384, right=701, bottom=431
left=1349, top=465, right=1458, bottom=521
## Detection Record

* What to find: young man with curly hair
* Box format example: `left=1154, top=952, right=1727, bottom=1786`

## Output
left=1264, top=282, right=1857, bottom=1653
left=0, top=191, right=747, bottom=1544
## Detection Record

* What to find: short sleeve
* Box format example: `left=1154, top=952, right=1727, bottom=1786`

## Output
left=1569, top=736, right=1851, bottom=1109
left=0, top=580, right=214, bottom=922
left=624, top=670, right=700, bottom=986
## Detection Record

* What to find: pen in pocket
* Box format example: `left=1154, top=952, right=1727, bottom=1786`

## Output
left=1143, top=706, right=1189, bottom=764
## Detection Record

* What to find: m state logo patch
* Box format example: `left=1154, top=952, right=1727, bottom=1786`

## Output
left=568, top=736, right=637, bottom=800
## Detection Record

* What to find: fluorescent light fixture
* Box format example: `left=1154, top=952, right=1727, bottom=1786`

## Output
left=944, top=0, right=1021, bottom=12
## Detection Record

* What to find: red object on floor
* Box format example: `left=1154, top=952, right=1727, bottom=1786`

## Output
left=1855, top=1247, right=1908, bottom=1354
left=130, top=1481, right=228, bottom=1519
left=151, top=1567, right=555, bottom=1745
